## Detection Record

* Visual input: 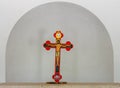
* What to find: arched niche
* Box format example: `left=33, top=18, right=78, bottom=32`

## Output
left=6, top=2, right=113, bottom=82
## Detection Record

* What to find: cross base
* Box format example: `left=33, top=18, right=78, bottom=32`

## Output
left=46, top=82, right=67, bottom=84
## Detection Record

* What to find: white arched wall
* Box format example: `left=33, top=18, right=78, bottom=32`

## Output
left=6, top=2, right=113, bottom=82
left=0, top=0, right=120, bottom=82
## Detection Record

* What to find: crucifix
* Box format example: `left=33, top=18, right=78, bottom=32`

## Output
left=43, top=30, right=73, bottom=83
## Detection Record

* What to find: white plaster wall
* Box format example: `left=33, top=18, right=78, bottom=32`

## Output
left=0, top=0, right=120, bottom=82
left=5, top=2, right=113, bottom=82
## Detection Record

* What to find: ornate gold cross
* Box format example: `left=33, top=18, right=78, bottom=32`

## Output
left=43, top=30, right=73, bottom=83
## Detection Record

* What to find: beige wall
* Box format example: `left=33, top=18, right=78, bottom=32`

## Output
left=0, top=83, right=120, bottom=88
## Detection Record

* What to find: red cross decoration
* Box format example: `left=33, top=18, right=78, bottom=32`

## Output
left=43, top=30, right=73, bottom=83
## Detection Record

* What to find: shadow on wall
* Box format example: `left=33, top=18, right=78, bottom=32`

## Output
left=6, top=2, right=113, bottom=82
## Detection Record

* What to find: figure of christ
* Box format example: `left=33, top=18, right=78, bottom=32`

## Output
left=43, top=30, right=73, bottom=83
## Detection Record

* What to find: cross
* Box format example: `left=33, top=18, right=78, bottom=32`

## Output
left=43, top=30, right=73, bottom=83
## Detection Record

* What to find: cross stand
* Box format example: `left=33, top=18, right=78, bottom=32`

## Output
left=43, top=30, right=73, bottom=84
